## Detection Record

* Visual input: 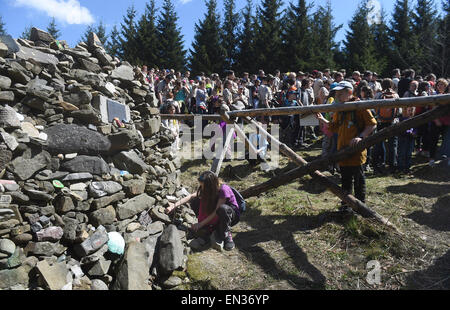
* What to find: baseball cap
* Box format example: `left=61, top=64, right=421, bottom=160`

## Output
left=333, top=81, right=354, bottom=91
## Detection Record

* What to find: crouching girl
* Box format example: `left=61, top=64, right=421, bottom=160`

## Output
left=165, top=171, right=239, bottom=251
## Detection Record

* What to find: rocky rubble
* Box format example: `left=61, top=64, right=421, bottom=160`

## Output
left=0, top=29, right=198, bottom=290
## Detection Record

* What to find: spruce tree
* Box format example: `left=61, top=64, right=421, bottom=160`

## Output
left=137, top=0, right=159, bottom=68
left=309, top=0, right=342, bottom=71
left=390, top=0, right=415, bottom=69
left=222, top=0, right=241, bottom=71
left=0, top=16, right=6, bottom=36
left=189, top=0, right=226, bottom=75
left=344, top=0, right=381, bottom=73
left=371, top=7, right=391, bottom=76
left=281, top=0, right=312, bottom=72
left=105, top=25, right=121, bottom=58
left=47, top=17, right=61, bottom=39
left=156, top=0, right=186, bottom=71
left=253, top=0, right=284, bottom=73
left=119, top=5, right=140, bottom=64
left=436, top=0, right=450, bottom=76
left=20, top=25, right=33, bottom=40
left=412, top=0, right=439, bottom=74
left=236, top=0, right=257, bottom=74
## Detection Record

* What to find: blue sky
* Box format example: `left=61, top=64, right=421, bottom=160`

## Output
left=0, top=0, right=446, bottom=54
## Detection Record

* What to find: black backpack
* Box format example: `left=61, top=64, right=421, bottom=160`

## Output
left=230, top=186, right=246, bottom=214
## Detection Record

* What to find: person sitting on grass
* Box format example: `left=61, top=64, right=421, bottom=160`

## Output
left=165, top=171, right=240, bottom=251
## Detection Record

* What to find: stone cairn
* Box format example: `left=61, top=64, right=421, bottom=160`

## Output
left=0, top=28, right=198, bottom=290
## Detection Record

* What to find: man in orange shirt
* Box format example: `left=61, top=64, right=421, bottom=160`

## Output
left=316, top=81, right=377, bottom=211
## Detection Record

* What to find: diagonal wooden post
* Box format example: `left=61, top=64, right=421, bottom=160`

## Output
left=241, top=104, right=450, bottom=198
left=233, top=113, right=401, bottom=233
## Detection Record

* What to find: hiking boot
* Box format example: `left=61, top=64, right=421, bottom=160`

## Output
left=224, top=231, right=235, bottom=251
left=339, top=203, right=355, bottom=215
left=210, top=231, right=224, bottom=252
left=189, top=237, right=210, bottom=252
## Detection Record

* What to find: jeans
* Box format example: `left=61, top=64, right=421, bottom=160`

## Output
left=440, top=125, right=450, bottom=157
left=216, top=204, right=239, bottom=241
left=398, top=134, right=415, bottom=170
left=340, top=165, right=366, bottom=203
left=373, top=122, right=398, bottom=169
left=429, top=122, right=447, bottom=159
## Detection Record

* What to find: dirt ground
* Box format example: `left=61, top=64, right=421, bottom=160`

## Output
left=177, top=138, right=450, bottom=290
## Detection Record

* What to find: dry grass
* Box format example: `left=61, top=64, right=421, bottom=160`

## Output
left=178, top=137, right=450, bottom=290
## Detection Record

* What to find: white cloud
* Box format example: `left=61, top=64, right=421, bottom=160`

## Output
left=179, top=0, right=193, bottom=5
left=366, top=0, right=382, bottom=25
left=14, top=0, right=95, bottom=25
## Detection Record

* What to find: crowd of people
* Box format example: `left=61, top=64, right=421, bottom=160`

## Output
left=142, top=66, right=448, bottom=246
left=141, top=66, right=449, bottom=171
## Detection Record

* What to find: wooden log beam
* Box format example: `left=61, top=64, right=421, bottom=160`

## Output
left=160, top=114, right=222, bottom=121
left=241, top=103, right=450, bottom=200
left=238, top=114, right=401, bottom=233
left=227, top=94, right=450, bottom=118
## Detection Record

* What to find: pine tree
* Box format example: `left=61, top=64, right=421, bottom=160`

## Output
left=371, top=7, right=391, bottom=76
left=105, top=25, right=121, bottom=58
left=119, top=5, right=140, bottom=64
left=81, top=21, right=108, bottom=46
left=281, top=0, right=312, bottom=72
left=0, top=16, right=6, bottom=36
left=156, top=0, right=186, bottom=71
left=390, top=0, right=415, bottom=69
left=20, top=25, right=33, bottom=40
left=236, top=0, right=257, bottom=74
left=47, top=17, right=61, bottom=39
left=344, top=0, right=381, bottom=73
left=253, top=0, right=284, bottom=73
left=222, top=0, right=241, bottom=71
left=137, top=0, right=159, bottom=68
left=412, top=0, right=439, bottom=74
left=435, top=0, right=450, bottom=76
left=309, top=0, right=342, bottom=71
left=189, top=0, right=226, bottom=75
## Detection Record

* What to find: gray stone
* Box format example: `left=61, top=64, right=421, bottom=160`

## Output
left=62, top=173, right=93, bottom=182
left=162, top=276, right=182, bottom=289
left=35, top=226, right=64, bottom=242
left=89, top=181, right=122, bottom=198
left=86, top=258, right=111, bottom=277
left=63, top=90, right=92, bottom=106
left=0, top=105, right=21, bottom=129
left=16, top=45, right=59, bottom=66
left=30, top=28, right=54, bottom=44
left=136, top=118, right=161, bottom=138
left=0, top=131, right=18, bottom=151
left=0, top=75, right=12, bottom=89
left=7, top=62, right=31, bottom=84
left=92, top=192, right=126, bottom=210
left=0, top=91, right=14, bottom=103
left=21, top=96, right=48, bottom=112
left=158, top=225, right=184, bottom=274
left=0, top=149, right=12, bottom=172
left=24, top=189, right=53, bottom=202
left=62, top=217, right=79, bottom=243
left=89, top=206, right=116, bottom=226
left=36, top=260, right=69, bottom=291
left=91, top=279, right=109, bottom=290
left=108, top=130, right=142, bottom=153
left=0, top=42, right=7, bottom=57
left=147, top=221, right=164, bottom=235
left=0, top=266, right=29, bottom=289
left=54, top=195, right=75, bottom=214
left=111, top=65, right=135, bottom=81
left=150, top=206, right=172, bottom=224
left=7, top=151, right=51, bottom=181
left=0, top=239, right=16, bottom=256
left=112, top=241, right=151, bottom=290
left=45, top=124, right=111, bottom=156
left=24, top=242, right=66, bottom=256
left=61, top=156, right=110, bottom=175
left=113, top=150, right=149, bottom=175
left=75, top=225, right=109, bottom=257
left=116, top=194, right=156, bottom=220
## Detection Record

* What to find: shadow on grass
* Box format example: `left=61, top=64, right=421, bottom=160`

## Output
left=234, top=208, right=344, bottom=289
left=405, top=249, right=450, bottom=289
left=386, top=182, right=450, bottom=199
left=407, top=194, right=450, bottom=231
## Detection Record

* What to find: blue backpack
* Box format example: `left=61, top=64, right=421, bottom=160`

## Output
left=230, top=186, right=246, bottom=214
